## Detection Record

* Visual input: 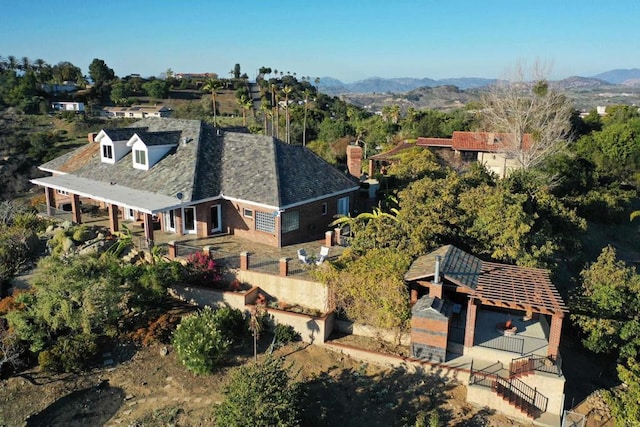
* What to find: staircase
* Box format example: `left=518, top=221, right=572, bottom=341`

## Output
left=470, top=359, right=549, bottom=419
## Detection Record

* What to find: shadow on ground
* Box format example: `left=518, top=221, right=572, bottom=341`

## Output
left=25, top=382, right=125, bottom=427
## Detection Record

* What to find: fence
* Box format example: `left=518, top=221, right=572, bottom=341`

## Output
left=174, top=241, right=202, bottom=258
left=477, top=334, right=525, bottom=355
left=510, top=354, right=563, bottom=377
left=247, top=253, right=279, bottom=275
left=37, top=204, right=73, bottom=222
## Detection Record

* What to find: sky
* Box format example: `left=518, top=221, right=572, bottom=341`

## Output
left=1, top=0, right=639, bottom=83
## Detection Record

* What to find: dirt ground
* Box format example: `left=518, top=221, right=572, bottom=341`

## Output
left=0, top=336, right=539, bottom=427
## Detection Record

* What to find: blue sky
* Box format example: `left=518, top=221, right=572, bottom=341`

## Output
left=1, top=0, right=638, bottom=82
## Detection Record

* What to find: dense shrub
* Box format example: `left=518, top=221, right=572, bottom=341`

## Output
left=132, top=313, right=181, bottom=346
left=214, top=355, right=302, bottom=426
left=185, top=252, right=221, bottom=286
left=211, top=306, right=247, bottom=344
left=172, top=307, right=231, bottom=375
left=273, top=324, right=301, bottom=346
left=38, top=333, right=98, bottom=372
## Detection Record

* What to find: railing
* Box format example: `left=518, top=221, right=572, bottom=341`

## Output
left=470, top=365, right=548, bottom=418
left=210, top=249, right=241, bottom=270
left=247, top=253, right=279, bottom=275
left=477, top=334, right=525, bottom=355
left=510, top=354, right=563, bottom=377
left=36, top=204, right=73, bottom=222
left=287, top=260, right=309, bottom=276
left=174, top=242, right=202, bottom=258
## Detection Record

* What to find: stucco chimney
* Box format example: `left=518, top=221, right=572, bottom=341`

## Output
left=434, top=255, right=441, bottom=284
left=431, top=255, right=443, bottom=299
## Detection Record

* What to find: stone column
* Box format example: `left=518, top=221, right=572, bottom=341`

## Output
left=279, top=258, right=288, bottom=277
left=168, top=241, right=176, bottom=259
left=240, top=251, right=248, bottom=271
left=325, top=231, right=333, bottom=247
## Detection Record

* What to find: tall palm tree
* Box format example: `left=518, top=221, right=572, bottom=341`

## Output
left=202, top=78, right=224, bottom=127
left=282, top=85, right=292, bottom=143
left=302, top=89, right=311, bottom=146
left=237, top=95, right=252, bottom=126
left=259, top=97, right=271, bottom=135
left=7, top=55, right=17, bottom=71
left=271, top=83, right=279, bottom=139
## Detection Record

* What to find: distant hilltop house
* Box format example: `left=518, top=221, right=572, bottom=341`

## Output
left=174, top=72, right=218, bottom=80
left=40, top=82, right=78, bottom=94
left=31, top=118, right=359, bottom=247
left=100, top=105, right=172, bottom=119
left=51, top=101, right=84, bottom=113
left=369, top=131, right=533, bottom=178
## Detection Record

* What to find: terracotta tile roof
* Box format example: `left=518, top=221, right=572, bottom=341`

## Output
left=368, top=141, right=417, bottom=161
left=450, top=131, right=533, bottom=152
left=416, top=137, right=453, bottom=148
left=405, top=245, right=567, bottom=315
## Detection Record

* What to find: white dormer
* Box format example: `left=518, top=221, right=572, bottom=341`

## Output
left=127, top=132, right=179, bottom=171
left=95, top=128, right=147, bottom=164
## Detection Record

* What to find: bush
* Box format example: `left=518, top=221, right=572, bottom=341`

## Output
left=185, top=252, right=221, bottom=286
left=172, top=307, right=231, bottom=375
left=132, top=313, right=181, bottom=346
left=38, top=333, right=98, bottom=372
left=212, top=306, right=247, bottom=344
left=214, top=355, right=302, bottom=426
left=273, top=324, right=300, bottom=346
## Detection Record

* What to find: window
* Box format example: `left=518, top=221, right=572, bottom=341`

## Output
left=337, top=196, right=350, bottom=216
left=134, top=149, right=146, bottom=166
left=255, top=211, right=275, bottom=233
left=56, top=189, right=69, bottom=196
left=102, top=144, right=113, bottom=159
left=243, top=208, right=253, bottom=218
left=281, top=211, right=299, bottom=233
left=322, top=203, right=328, bottom=216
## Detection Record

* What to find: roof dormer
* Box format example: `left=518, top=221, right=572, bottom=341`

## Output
left=126, top=131, right=181, bottom=171
left=95, top=127, right=147, bottom=164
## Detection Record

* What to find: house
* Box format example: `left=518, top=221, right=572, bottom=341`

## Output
left=31, top=118, right=359, bottom=247
left=368, top=131, right=533, bottom=178
left=405, top=245, right=567, bottom=422
left=52, top=101, right=84, bottom=113
left=100, top=105, right=172, bottom=119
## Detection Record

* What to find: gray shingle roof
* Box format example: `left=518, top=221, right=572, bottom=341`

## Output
left=103, top=127, right=148, bottom=141
left=37, top=118, right=358, bottom=211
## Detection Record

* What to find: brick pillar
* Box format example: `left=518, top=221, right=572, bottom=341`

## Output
left=346, top=145, right=363, bottom=178
left=175, top=209, right=183, bottom=236
left=430, top=282, right=443, bottom=299
left=547, top=314, right=563, bottom=359
left=71, top=194, right=82, bottom=223
left=325, top=231, right=333, bottom=247
left=202, top=246, right=212, bottom=257
left=368, top=159, right=374, bottom=177
left=334, top=228, right=341, bottom=246
left=240, top=251, right=248, bottom=270
left=143, top=213, right=154, bottom=244
left=279, top=258, right=288, bottom=277
left=168, top=241, right=176, bottom=259
left=464, top=299, right=478, bottom=348
left=45, top=187, right=55, bottom=216
left=410, top=288, right=418, bottom=304
left=108, top=204, right=119, bottom=233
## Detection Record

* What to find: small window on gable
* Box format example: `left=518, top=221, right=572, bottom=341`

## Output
left=102, top=144, right=113, bottom=160
left=243, top=208, right=253, bottom=218
left=134, top=149, right=147, bottom=166
left=322, top=203, right=328, bottom=216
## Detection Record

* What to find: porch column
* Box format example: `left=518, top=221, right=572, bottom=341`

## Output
left=70, top=194, right=82, bottom=224
left=108, top=204, right=119, bottom=233
left=175, top=209, right=183, bottom=236
left=547, top=314, right=563, bottom=359
left=45, top=187, right=55, bottom=216
left=464, top=299, right=478, bottom=349
left=143, top=213, right=154, bottom=245
left=368, top=159, right=375, bottom=177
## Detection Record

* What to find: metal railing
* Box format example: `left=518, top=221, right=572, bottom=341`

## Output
left=470, top=365, right=548, bottom=418
left=210, top=249, right=241, bottom=270
left=477, top=334, right=525, bottom=355
left=510, top=354, right=563, bottom=377
left=247, top=253, right=279, bottom=275
left=174, top=242, right=202, bottom=258
left=36, top=204, right=73, bottom=222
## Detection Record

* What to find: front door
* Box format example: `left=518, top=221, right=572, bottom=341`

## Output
left=210, top=205, right=221, bottom=233
left=164, top=209, right=176, bottom=232
left=183, top=207, right=196, bottom=234
left=124, top=207, right=136, bottom=221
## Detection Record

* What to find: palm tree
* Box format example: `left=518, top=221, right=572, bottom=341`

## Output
left=202, top=78, right=224, bottom=127
left=237, top=95, right=252, bottom=126
left=7, top=55, right=17, bottom=71
left=271, top=83, right=279, bottom=139
left=259, top=97, right=271, bottom=135
left=302, top=89, right=311, bottom=146
left=282, top=85, right=292, bottom=143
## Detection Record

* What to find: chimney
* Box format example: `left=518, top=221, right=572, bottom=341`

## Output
left=431, top=255, right=443, bottom=299
left=346, top=143, right=363, bottom=178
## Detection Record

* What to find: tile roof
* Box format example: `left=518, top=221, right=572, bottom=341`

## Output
left=136, top=130, right=181, bottom=147
left=404, top=245, right=567, bottom=315
left=416, top=137, right=453, bottom=148
left=368, top=141, right=419, bottom=161
left=36, top=118, right=358, bottom=212
left=415, top=132, right=533, bottom=153
left=103, top=127, right=148, bottom=141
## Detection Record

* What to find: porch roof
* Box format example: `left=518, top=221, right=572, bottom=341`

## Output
left=31, top=174, right=184, bottom=214
left=405, top=245, right=567, bottom=316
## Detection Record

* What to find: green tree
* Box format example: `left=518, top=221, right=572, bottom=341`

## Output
left=88, top=58, right=115, bottom=86
left=109, top=81, right=131, bottom=105
left=202, top=78, right=224, bottom=127
left=214, top=355, right=302, bottom=427
left=172, top=307, right=231, bottom=375
left=142, top=79, right=169, bottom=99
left=237, top=94, right=252, bottom=126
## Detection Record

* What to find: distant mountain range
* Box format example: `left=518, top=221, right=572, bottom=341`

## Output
left=318, top=69, right=640, bottom=95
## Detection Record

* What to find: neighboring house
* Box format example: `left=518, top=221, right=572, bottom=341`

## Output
left=100, top=105, right=172, bottom=119
left=369, top=131, right=533, bottom=178
left=405, top=245, right=567, bottom=422
left=31, top=118, right=359, bottom=247
left=40, top=82, right=78, bottom=94
left=52, top=101, right=84, bottom=112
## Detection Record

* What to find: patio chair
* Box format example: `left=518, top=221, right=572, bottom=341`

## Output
left=297, top=248, right=310, bottom=264
left=315, top=246, right=330, bottom=265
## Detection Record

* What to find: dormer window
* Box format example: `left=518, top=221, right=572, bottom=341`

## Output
left=102, top=145, right=113, bottom=160
left=134, top=149, right=147, bottom=167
